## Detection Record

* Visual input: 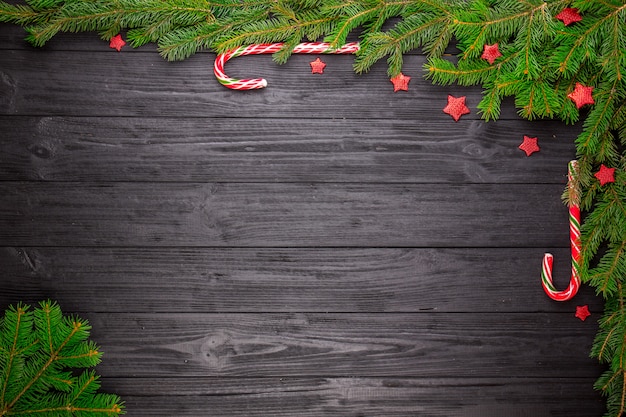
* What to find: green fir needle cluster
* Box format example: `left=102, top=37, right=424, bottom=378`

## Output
left=0, top=301, right=124, bottom=417
left=1, top=0, right=626, bottom=415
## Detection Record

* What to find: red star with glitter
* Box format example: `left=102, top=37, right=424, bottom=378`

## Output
left=109, top=34, right=126, bottom=52
left=568, top=83, right=594, bottom=109
left=595, top=164, right=616, bottom=186
left=575, top=305, right=591, bottom=321
left=556, top=8, right=582, bottom=26
left=481, top=43, right=502, bottom=65
left=442, top=95, right=470, bottom=121
left=518, top=136, right=540, bottom=156
left=390, top=73, right=411, bottom=92
left=309, top=57, right=326, bottom=74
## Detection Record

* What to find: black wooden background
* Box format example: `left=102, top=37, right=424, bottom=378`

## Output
left=0, top=22, right=607, bottom=416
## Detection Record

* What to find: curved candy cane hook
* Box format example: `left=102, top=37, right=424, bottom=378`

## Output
left=541, top=160, right=581, bottom=301
left=214, top=42, right=360, bottom=90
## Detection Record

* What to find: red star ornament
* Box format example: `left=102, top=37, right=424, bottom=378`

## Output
left=595, top=164, right=616, bottom=186
left=568, top=83, right=594, bottom=109
left=309, top=57, right=326, bottom=74
left=518, top=136, right=540, bottom=156
left=481, top=43, right=502, bottom=65
left=575, top=305, right=591, bottom=321
left=556, top=8, right=582, bottom=26
left=442, top=95, right=470, bottom=121
left=109, top=34, right=126, bottom=52
left=390, top=73, right=411, bottom=92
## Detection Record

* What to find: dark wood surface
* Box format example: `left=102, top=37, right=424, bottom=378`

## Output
left=0, top=22, right=606, bottom=416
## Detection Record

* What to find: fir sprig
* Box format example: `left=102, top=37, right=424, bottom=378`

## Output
left=0, top=301, right=123, bottom=417
left=2, top=0, right=626, bottom=415
left=594, top=288, right=626, bottom=416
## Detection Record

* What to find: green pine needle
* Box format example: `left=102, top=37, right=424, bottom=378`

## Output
left=0, top=301, right=124, bottom=417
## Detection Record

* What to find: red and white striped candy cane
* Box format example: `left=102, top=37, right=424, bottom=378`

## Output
left=214, top=42, right=360, bottom=90
left=541, top=160, right=581, bottom=301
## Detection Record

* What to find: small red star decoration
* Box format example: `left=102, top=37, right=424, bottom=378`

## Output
left=556, top=8, right=582, bottom=26
left=109, top=34, right=126, bottom=52
left=481, top=43, right=502, bottom=65
left=595, top=164, right=616, bottom=186
left=390, top=73, right=411, bottom=92
left=568, top=83, right=595, bottom=109
left=309, top=57, right=326, bottom=74
left=575, top=305, right=591, bottom=321
left=518, top=136, right=540, bottom=156
left=442, top=95, right=470, bottom=121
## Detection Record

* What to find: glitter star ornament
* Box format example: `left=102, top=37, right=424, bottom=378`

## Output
left=390, top=73, right=411, bottom=92
left=568, top=83, right=594, bottom=109
left=109, top=34, right=126, bottom=51
left=309, top=57, right=326, bottom=74
left=575, top=305, right=591, bottom=321
left=481, top=43, right=502, bottom=64
left=442, top=95, right=470, bottom=121
left=518, top=136, right=540, bottom=156
left=556, top=8, right=582, bottom=26
left=595, top=164, right=616, bottom=186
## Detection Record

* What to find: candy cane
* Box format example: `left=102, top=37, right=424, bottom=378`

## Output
left=541, top=160, right=581, bottom=301
left=214, top=42, right=360, bottom=90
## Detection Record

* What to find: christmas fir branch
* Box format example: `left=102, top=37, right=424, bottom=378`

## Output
left=1, top=0, right=626, bottom=415
left=0, top=300, right=123, bottom=417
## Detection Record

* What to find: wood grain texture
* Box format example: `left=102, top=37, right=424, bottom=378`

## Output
left=0, top=182, right=569, bottom=247
left=0, top=17, right=606, bottom=417
left=98, top=377, right=604, bottom=417
left=0, top=247, right=602, bottom=313
left=0, top=116, right=578, bottom=183
left=82, top=312, right=601, bottom=379
left=0, top=49, right=527, bottom=119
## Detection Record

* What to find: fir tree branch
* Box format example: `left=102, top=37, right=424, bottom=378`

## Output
left=5, top=405, right=122, bottom=415
left=587, top=240, right=626, bottom=296
left=614, top=285, right=626, bottom=416
left=576, top=78, right=621, bottom=158
left=592, top=285, right=626, bottom=416
left=453, top=0, right=560, bottom=29
left=452, top=1, right=543, bottom=41
left=556, top=3, right=626, bottom=78
left=158, top=21, right=225, bottom=60
left=0, top=3, right=40, bottom=25
left=0, top=305, right=29, bottom=408
left=7, top=305, right=92, bottom=411
left=213, top=12, right=337, bottom=56
left=323, top=1, right=409, bottom=48
left=25, top=1, right=221, bottom=46
left=355, top=12, right=451, bottom=75
left=7, top=343, right=72, bottom=409
left=597, top=320, right=618, bottom=361
left=0, top=302, right=120, bottom=417
left=517, top=3, right=549, bottom=79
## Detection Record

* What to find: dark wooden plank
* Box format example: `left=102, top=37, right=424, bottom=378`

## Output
left=81, top=312, right=601, bottom=378
left=0, top=23, right=31, bottom=49
left=0, top=49, right=525, bottom=119
left=99, top=377, right=605, bottom=417
left=0, top=182, right=571, bottom=247
left=0, top=247, right=602, bottom=313
left=0, top=116, right=578, bottom=183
